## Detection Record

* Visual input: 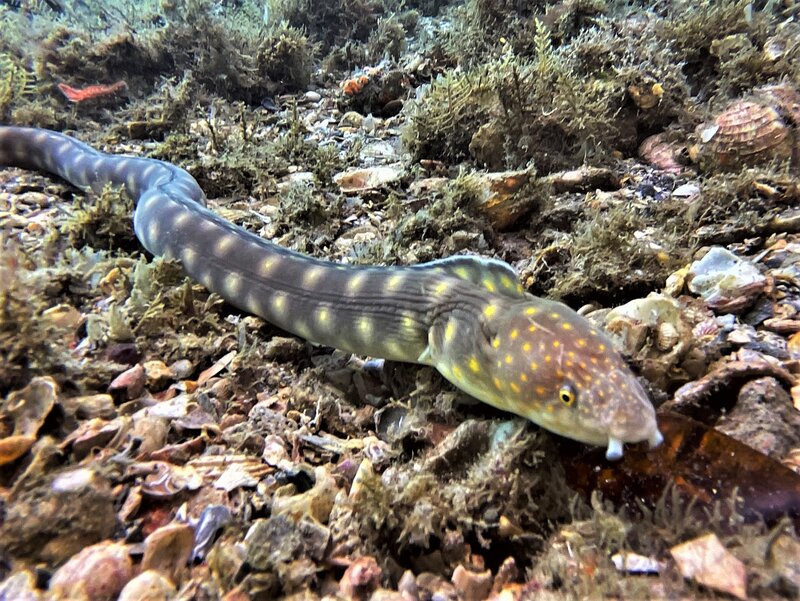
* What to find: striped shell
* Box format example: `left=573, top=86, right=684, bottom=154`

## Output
left=756, top=83, right=800, bottom=125
left=638, top=133, right=684, bottom=174
left=692, top=100, right=795, bottom=170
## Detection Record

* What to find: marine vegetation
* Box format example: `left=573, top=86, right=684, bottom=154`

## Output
left=0, top=52, right=35, bottom=121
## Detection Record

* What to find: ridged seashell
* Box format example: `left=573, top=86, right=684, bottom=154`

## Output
left=656, top=321, right=681, bottom=352
left=638, top=133, right=685, bottom=174
left=693, top=100, right=795, bottom=170
left=755, top=83, right=800, bottom=125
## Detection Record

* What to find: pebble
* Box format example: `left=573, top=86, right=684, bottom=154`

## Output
left=304, top=90, right=321, bottom=103
left=141, top=523, right=195, bottom=584
left=671, top=182, right=700, bottom=198
left=117, top=570, right=176, bottom=601
left=109, top=364, right=146, bottom=399
left=451, top=565, right=492, bottom=601
left=340, top=556, right=381, bottom=600
left=66, top=393, right=117, bottom=419
left=338, top=110, right=364, bottom=129
left=49, top=541, right=133, bottom=601
left=168, top=359, right=195, bottom=380
left=143, top=360, right=174, bottom=389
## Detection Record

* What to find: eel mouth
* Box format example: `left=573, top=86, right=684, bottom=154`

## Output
left=605, top=428, right=664, bottom=461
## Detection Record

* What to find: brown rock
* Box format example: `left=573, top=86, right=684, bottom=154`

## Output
left=49, top=541, right=133, bottom=601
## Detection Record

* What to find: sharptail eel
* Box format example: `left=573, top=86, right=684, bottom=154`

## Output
left=0, top=126, right=663, bottom=459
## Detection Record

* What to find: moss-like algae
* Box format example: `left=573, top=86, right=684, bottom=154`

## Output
left=0, top=52, right=34, bottom=121
left=404, top=16, right=688, bottom=172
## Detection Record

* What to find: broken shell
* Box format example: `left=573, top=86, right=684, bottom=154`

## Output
left=656, top=321, right=681, bottom=352
left=0, top=434, right=36, bottom=465
left=692, top=100, right=795, bottom=171
left=6, top=376, right=58, bottom=437
left=638, top=133, right=685, bottom=174
left=333, top=165, right=403, bottom=193
left=687, top=246, right=767, bottom=312
left=670, top=533, right=747, bottom=600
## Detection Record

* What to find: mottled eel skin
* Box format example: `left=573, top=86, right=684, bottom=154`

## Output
left=0, top=126, right=663, bottom=459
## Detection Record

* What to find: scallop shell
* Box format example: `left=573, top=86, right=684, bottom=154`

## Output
left=694, top=100, right=795, bottom=170
left=638, top=133, right=685, bottom=174
left=755, top=83, right=800, bottom=125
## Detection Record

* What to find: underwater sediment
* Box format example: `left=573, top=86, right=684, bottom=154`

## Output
left=1, top=0, right=800, bottom=599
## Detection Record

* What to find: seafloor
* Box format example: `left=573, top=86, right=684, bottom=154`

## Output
left=1, top=0, right=800, bottom=599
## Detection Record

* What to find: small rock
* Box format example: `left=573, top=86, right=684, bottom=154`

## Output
left=41, top=303, right=84, bottom=330
left=338, top=110, right=364, bottom=129
left=67, top=418, right=121, bottom=458
left=470, top=170, right=533, bottom=231
left=340, top=556, right=381, bottom=601
left=65, top=393, right=117, bottom=419
left=0, top=570, right=42, bottom=601
left=262, top=434, right=290, bottom=466
left=168, top=359, right=195, bottom=380
left=245, top=514, right=330, bottom=571
left=49, top=541, right=134, bottom=601
left=360, top=140, right=398, bottom=161
left=271, top=466, right=338, bottom=523
left=451, top=565, right=492, bottom=601
left=276, top=171, right=315, bottom=194
left=143, top=360, right=174, bottom=389
left=117, top=570, right=176, bottom=601
left=141, top=523, right=195, bottom=585
left=303, top=90, right=321, bottom=103
left=768, top=533, right=800, bottom=593
left=671, top=183, right=700, bottom=198
left=109, top=364, right=146, bottom=400
left=131, top=415, right=170, bottom=455
left=51, top=467, right=103, bottom=493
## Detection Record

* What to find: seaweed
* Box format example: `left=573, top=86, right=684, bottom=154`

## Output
left=404, top=11, right=695, bottom=173
left=549, top=203, right=682, bottom=304
left=255, top=23, right=317, bottom=93
left=654, top=0, right=793, bottom=104
left=271, top=0, right=386, bottom=52
left=0, top=52, right=35, bottom=121
left=367, top=14, right=407, bottom=62
left=60, top=184, right=136, bottom=250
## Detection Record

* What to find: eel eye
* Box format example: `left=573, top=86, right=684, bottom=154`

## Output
left=559, top=385, right=577, bottom=406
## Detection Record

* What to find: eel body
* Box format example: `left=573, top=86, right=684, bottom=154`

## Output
left=0, top=126, right=663, bottom=459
